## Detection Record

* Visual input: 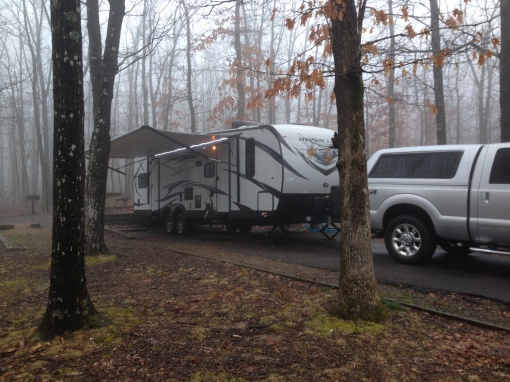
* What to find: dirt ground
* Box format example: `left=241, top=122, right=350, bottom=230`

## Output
left=1, top=213, right=510, bottom=381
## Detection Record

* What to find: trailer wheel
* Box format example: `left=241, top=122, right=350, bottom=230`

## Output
left=225, top=224, right=238, bottom=233
left=385, top=215, right=436, bottom=265
left=439, top=239, right=471, bottom=256
left=238, top=224, right=252, bottom=233
left=164, top=213, right=176, bottom=234
left=176, top=213, right=191, bottom=235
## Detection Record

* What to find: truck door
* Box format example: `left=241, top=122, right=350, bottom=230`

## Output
left=471, top=145, right=510, bottom=244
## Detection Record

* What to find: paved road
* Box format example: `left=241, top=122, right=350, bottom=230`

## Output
left=2, top=213, right=509, bottom=304
left=146, top=226, right=510, bottom=304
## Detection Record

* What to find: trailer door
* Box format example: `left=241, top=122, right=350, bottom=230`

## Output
left=215, top=140, right=238, bottom=214
left=150, top=158, right=160, bottom=213
left=134, top=157, right=151, bottom=213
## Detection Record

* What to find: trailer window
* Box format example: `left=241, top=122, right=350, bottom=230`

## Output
left=204, top=162, right=215, bottom=178
left=489, top=148, right=510, bottom=184
left=369, top=151, right=462, bottom=179
left=137, top=173, right=148, bottom=189
left=184, top=187, right=193, bottom=200
left=245, top=138, right=255, bottom=178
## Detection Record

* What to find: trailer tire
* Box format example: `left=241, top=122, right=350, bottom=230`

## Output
left=239, top=224, right=252, bottom=233
left=225, top=224, right=238, bottom=233
left=385, top=215, right=436, bottom=265
left=164, top=213, right=176, bottom=234
left=176, top=213, right=191, bottom=235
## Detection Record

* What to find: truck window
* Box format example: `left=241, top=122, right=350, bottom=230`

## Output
left=245, top=138, right=255, bottom=178
left=137, top=173, right=148, bottom=189
left=489, top=148, right=510, bottom=184
left=369, top=151, right=462, bottom=179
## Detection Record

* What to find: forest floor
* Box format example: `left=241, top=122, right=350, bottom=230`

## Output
left=0, top=212, right=510, bottom=381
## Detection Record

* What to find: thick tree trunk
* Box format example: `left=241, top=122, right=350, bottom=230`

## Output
left=329, top=0, right=386, bottom=322
left=39, top=0, right=106, bottom=340
left=85, top=0, right=125, bottom=256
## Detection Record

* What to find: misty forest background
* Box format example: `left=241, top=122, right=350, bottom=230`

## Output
left=0, top=0, right=502, bottom=213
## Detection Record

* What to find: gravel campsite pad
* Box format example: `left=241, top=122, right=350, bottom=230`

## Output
left=0, top=214, right=510, bottom=381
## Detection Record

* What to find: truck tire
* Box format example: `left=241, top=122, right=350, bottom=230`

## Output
left=385, top=215, right=436, bottom=265
left=439, top=239, right=471, bottom=256
left=176, top=213, right=191, bottom=235
left=164, top=213, right=176, bottom=234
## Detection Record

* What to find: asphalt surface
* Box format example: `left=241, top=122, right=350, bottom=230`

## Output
left=142, top=225, right=510, bottom=304
left=2, top=212, right=510, bottom=304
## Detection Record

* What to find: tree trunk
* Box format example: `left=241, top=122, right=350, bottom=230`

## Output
left=478, top=62, right=488, bottom=143
left=183, top=2, right=196, bottom=132
left=501, top=0, right=510, bottom=142
left=22, top=0, right=51, bottom=211
left=455, top=66, right=462, bottom=144
left=142, top=0, right=149, bottom=126
left=85, top=0, right=125, bottom=256
left=329, top=0, right=386, bottom=322
left=39, top=0, right=107, bottom=340
left=387, top=0, right=396, bottom=148
left=10, top=67, right=30, bottom=206
left=430, top=0, right=447, bottom=145
left=234, top=0, right=245, bottom=121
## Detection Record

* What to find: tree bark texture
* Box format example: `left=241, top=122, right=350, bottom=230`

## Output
left=387, top=0, right=396, bottom=148
left=501, top=0, right=510, bottom=142
left=329, top=0, right=386, bottom=322
left=183, top=2, right=197, bottom=132
left=234, top=0, right=245, bottom=121
left=430, top=0, right=447, bottom=145
left=85, top=0, right=125, bottom=255
left=39, top=0, right=102, bottom=339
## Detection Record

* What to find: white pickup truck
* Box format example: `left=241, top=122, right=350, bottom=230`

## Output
left=367, top=143, right=510, bottom=264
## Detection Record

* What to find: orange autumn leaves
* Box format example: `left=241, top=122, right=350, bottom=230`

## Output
left=254, top=1, right=497, bottom=108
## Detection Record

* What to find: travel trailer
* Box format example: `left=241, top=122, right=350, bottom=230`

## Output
left=109, top=122, right=340, bottom=236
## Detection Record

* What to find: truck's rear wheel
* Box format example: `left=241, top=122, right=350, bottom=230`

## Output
left=164, top=213, right=176, bottom=234
left=176, top=213, right=191, bottom=235
left=385, top=215, right=436, bottom=264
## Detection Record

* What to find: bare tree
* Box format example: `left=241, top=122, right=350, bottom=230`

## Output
left=183, top=1, right=197, bottom=132
left=85, top=0, right=126, bottom=255
left=501, top=0, right=510, bottom=142
left=430, top=0, right=447, bottom=144
left=21, top=0, right=52, bottom=212
left=234, top=0, right=245, bottom=120
left=39, top=0, right=106, bottom=339
left=387, top=0, right=396, bottom=147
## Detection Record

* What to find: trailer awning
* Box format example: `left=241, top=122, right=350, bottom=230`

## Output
left=108, top=125, right=227, bottom=158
